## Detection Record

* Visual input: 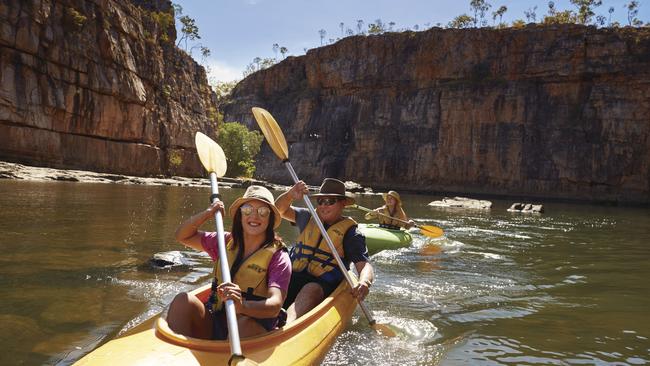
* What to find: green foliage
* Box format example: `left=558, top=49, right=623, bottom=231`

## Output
left=511, top=19, right=526, bottom=28
left=177, top=15, right=200, bottom=49
left=542, top=10, right=577, bottom=24
left=218, top=122, right=264, bottom=178
left=212, top=80, right=238, bottom=101
left=570, top=0, right=602, bottom=25
left=206, top=107, right=219, bottom=124
left=162, top=84, right=172, bottom=98
left=626, top=1, right=642, bottom=26
left=243, top=57, right=277, bottom=77
left=492, top=5, right=508, bottom=25
left=368, top=19, right=386, bottom=34
left=168, top=150, right=183, bottom=167
left=448, top=14, right=474, bottom=28
left=150, top=11, right=173, bottom=43
left=470, top=0, right=491, bottom=27
left=172, top=3, right=211, bottom=62
left=66, top=7, right=87, bottom=30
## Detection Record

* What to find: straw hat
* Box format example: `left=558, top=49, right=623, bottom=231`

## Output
left=382, top=190, right=402, bottom=206
left=311, top=178, right=356, bottom=206
left=229, top=185, right=282, bottom=229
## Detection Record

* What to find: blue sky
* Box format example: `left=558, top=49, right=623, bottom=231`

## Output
left=172, top=0, right=649, bottom=83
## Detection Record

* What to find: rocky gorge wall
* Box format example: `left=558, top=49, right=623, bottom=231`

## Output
left=0, top=0, right=216, bottom=177
left=223, top=24, right=650, bottom=204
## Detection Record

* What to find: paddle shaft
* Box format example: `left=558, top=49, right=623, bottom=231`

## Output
left=209, top=172, right=243, bottom=358
left=353, top=204, right=415, bottom=227
left=283, top=162, right=378, bottom=326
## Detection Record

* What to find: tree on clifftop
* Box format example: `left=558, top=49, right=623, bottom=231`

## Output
left=543, top=1, right=578, bottom=24
left=449, top=14, right=474, bottom=29
left=172, top=4, right=211, bottom=62
left=626, top=1, right=643, bottom=26
left=470, top=0, right=492, bottom=27
left=318, top=29, right=327, bottom=45
left=492, top=5, right=508, bottom=26
left=570, top=0, right=603, bottom=25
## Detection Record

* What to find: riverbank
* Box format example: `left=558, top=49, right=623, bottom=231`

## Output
left=0, top=161, right=286, bottom=190
left=0, top=160, right=379, bottom=197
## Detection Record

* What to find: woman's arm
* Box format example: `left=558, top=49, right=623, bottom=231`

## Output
left=239, top=287, right=285, bottom=319
left=175, top=201, right=224, bottom=251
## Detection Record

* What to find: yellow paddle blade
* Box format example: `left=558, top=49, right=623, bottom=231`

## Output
left=419, top=225, right=444, bottom=238
left=251, top=107, right=289, bottom=160
left=195, top=132, right=227, bottom=177
left=420, top=244, right=443, bottom=256
left=229, top=355, right=259, bottom=366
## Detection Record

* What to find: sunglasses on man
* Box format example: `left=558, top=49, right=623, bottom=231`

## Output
left=316, top=197, right=342, bottom=206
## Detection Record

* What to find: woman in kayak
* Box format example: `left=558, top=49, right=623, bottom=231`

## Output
left=365, top=190, right=415, bottom=230
left=167, top=185, right=291, bottom=340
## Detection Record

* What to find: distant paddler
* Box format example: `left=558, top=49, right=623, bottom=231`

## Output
left=364, top=190, right=416, bottom=230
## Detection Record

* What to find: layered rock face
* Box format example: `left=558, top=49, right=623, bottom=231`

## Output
left=224, top=25, right=650, bottom=204
left=0, top=0, right=216, bottom=176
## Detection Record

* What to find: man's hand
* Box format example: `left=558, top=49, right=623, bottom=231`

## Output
left=350, top=279, right=371, bottom=301
left=290, top=180, right=309, bottom=199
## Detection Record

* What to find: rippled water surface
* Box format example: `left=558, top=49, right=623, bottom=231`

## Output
left=0, top=180, right=648, bottom=365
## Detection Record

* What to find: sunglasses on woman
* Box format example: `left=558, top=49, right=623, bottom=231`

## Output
left=316, top=197, right=341, bottom=206
left=240, top=204, right=271, bottom=218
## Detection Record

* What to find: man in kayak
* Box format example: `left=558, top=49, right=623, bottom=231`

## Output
left=365, top=190, right=415, bottom=230
left=275, top=178, right=374, bottom=323
left=167, top=186, right=292, bottom=339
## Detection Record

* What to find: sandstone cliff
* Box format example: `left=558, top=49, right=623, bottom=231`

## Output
left=0, top=0, right=216, bottom=177
left=223, top=24, right=650, bottom=204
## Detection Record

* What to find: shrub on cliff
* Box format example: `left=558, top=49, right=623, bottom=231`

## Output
left=217, top=121, right=263, bottom=178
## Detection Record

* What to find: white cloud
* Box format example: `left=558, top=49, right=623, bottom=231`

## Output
left=203, top=58, right=243, bottom=83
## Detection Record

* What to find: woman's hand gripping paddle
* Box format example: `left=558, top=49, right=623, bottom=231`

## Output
left=351, top=204, right=444, bottom=238
left=250, top=107, right=396, bottom=337
left=195, top=132, right=258, bottom=366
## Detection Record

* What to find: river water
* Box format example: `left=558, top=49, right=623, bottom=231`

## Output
left=0, top=180, right=648, bottom=365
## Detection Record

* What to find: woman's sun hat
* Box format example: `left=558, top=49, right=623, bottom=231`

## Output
left=382, top=190, right=402, bottom=206
left=229, top=185, right=282, bottom=229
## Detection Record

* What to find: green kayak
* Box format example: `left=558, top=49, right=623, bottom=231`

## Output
left=358, top=223, right=413, bottom=254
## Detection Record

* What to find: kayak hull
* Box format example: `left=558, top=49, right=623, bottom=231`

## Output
left=74, top=275, right=357, bottom=365
left=359, top=223, right=413, bottom=254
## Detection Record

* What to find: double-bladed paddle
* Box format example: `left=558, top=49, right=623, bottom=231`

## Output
left=350, top=204, right=444, bottom=238
left=251, top=107, right=396, bottom=337
left=195, top=132, right=257, bottom=366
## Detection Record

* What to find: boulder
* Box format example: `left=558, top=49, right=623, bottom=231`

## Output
left=428, top=196, right=492, bottom=209
left=507, top=203, right=544, bottom=213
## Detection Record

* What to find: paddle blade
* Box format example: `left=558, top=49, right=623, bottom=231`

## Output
left=372, top=323, right=397, bottom=337
left=419, top=225, right=444, bottom=238
left=195, top=132, right=227, bottom=177
left=251, top=107, right=289, bottom=160
left=229, top=355, right=259, bottom=366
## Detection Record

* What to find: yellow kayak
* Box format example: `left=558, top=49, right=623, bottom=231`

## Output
left=74, top=274, right=357, bottom=365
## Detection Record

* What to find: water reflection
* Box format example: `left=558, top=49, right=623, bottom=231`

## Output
left=0, top=181, right=649, bottom=365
